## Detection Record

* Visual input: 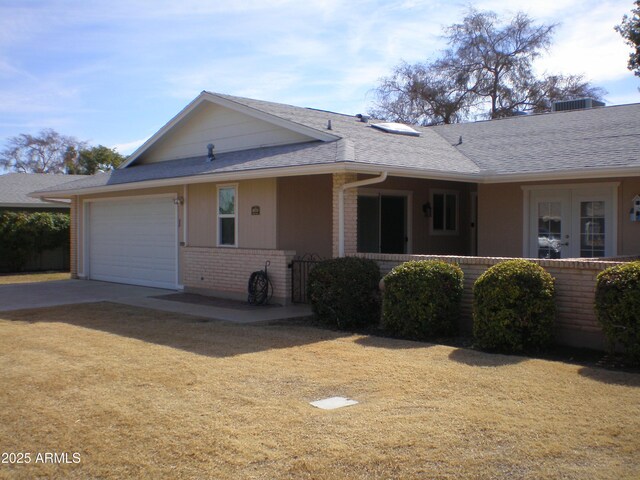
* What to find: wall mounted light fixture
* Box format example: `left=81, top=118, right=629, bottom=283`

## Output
left=422, top=202, right=432, bottom=218
left=173, top=196, right=184, bottom=206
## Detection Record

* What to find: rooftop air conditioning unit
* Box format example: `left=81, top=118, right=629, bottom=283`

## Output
left=552, top=98, right=605, bottom=112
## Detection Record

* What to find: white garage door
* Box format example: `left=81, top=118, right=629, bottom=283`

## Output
left=88, top=197, right=177, bottom=289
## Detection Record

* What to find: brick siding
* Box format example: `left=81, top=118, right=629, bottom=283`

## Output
left=182, top=247, right=296, bottom=305
left=332, top=172, right=358, bottom=258
left=357, top=253, right=637, bottom=350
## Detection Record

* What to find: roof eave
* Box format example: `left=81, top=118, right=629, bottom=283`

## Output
left=479, top=165, right=640, bottom=183
left=28, top=163, right=640, bottom=199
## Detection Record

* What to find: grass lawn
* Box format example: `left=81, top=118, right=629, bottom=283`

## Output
left=0, top=271, right=70, bottom=285
left=1, top=302, right=638, bottom=479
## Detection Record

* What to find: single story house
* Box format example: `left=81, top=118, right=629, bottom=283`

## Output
left=1, top=172, right=82, bottom=271
left=31, top=92, right=640, bottom=310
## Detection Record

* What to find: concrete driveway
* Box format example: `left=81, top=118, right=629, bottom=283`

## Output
left=0, top=279, right=312, bottom=323
left=0, top=279, right=172, bottom=312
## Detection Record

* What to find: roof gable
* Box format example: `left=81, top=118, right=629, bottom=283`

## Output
left=123, top=92, right=339, bottom=168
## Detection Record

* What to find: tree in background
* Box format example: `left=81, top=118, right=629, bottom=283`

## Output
left=615, top=0, right=640, bottom=77
left=0, top=129, right=126, bottom=174
left=65, top=145, right=126, bottom=174
left=0, top=129, right=86, bottom=173
left=371, top=9, right=605, bottom=125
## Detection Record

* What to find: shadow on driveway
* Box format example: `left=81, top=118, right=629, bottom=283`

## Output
left=1, top=301, right=344, bottom=359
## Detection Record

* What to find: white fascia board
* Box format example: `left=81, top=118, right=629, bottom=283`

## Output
left=479, top=166, right=640, bottom=184
left=0, top=202, right=69, bottom=209
left=120, top=92, right=340, bottom=169
left=344, top=162, right=482, bottom=183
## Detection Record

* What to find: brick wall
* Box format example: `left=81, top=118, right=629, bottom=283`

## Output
left=182, top=247, right=296, bottom=305
left=358, top=253, right=635, bottom=350
left=332, top=172, right=358, bottom=258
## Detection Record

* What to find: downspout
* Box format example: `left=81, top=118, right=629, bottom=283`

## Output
left=338, top=171, right=388, bottom=257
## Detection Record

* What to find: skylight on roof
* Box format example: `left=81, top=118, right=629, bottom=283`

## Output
left=371, top=122, right=420, bottom=136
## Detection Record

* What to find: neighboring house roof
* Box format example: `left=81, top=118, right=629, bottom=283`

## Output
left=32, top=92, right=640, bottom=197
left=0, top=173, right=83, bottom=208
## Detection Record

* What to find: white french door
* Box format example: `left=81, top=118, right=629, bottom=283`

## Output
left=527, top=185, right=616, bottom=259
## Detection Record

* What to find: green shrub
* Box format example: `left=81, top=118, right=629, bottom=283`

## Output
left=595, top=261, right=640, bottom=363
left=381, top=260, right=463, bottom=339
left=0, top=211, right=70, bottom=272
left=307, top=257, right=380, bottom=329
left=473, top=259, right=555, bottom=353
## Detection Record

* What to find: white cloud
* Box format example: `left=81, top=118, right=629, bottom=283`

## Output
left=112, top=136, right=152, bottom=155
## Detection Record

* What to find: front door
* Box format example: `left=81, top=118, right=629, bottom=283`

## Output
left=528, top=186, right=615, bottom=259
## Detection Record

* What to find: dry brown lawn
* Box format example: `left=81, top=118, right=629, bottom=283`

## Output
left=0, top=302, right=638, bottom=479
left=0, top=272, right=70, bottom=285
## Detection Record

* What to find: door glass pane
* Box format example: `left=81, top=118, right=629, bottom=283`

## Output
left=580, top=201, right=605, bottom=257
left=219, top=218, right=235, bottom=245
left=445, top=194, right=456, bottom=231
left=381, top=196, right=406, bottom=254
left=432, top=194, right=444, bottom=230
left=537, top=201, right=562, bottom=259
left=357, top=196, right=380, bottom=253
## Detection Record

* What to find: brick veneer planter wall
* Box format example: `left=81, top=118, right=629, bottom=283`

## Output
left=182, top=247, right=296, bottom=305
left=357, top=253, right=637, bottom=350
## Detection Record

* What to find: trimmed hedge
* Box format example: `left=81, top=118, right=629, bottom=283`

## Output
left=473, top=259, right=555, bottom=353
left=595, top=261, right=640, bottom=363
left=381, top=260, right=463, bottom=339
left=307, top=257, right=380, bottom=329
left=0, top=211, right=70, bottom=272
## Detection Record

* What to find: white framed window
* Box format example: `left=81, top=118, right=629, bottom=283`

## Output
left=431, top=190, right=458, bottom=235
left=217, top=184, right=237, bottom=246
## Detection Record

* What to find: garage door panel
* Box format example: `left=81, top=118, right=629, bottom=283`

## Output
left=88, top=197, right=177, bottom=289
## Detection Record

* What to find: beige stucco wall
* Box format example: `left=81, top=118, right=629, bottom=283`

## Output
left=477, top=182, right=523, bottom=257
left=76, top=186, right=184, bottom=279
left=186, top=178, right=276, bottom=249
left=478, top=177, right=640, bottom=258
left=139, top=102, right=313, bottom=164
left=277, top=174, right=333, bottom=259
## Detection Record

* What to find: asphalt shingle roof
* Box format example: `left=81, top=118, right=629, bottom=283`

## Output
left=432, top=103, right=640, bottom=177
left=213, top=92, right=480, bottom=175
left=32, top=92, right=640, bottom=196
left=34, top=141, right=341, bottom=193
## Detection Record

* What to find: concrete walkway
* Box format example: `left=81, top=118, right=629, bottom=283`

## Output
left=0, top=279, right=312, bottom=324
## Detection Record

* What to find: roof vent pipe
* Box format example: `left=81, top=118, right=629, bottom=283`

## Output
left=207, top=143, right=215, bottom=161
left=356, top=114, right=369, bottom=123
left=327, top=119, right=332, bottom=130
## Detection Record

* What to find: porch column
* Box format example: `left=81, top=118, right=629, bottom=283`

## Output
left=332, top=172, right=358, bottom=258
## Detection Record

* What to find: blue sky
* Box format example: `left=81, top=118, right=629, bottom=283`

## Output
left=1, top=0, right=638, bottom=159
